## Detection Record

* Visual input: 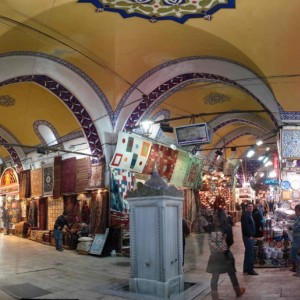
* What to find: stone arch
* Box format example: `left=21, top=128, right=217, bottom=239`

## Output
left=116, top=57, right=281, bottom=133
left=0, top=52, right=113, bottom=161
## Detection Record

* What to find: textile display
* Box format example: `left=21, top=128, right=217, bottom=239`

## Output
left=88, top=163, right=105, bottom=188
left=53, top=156, right=62, bottom=199
left=19, top=170, right=31, bottom=199
left=170, top=151, right=190, bottom=187
left=89, top=190, right=108, bottom=234
left=42, top=163, right=54, bottom=197
left=63, top=195, right=77, bottom=224
left=60, top=157, right=77, bottom=195
left=111, top=168, right=135, bottom=202
left=183, top=157, right=203, bottom=189
left=110, top=171, right=124, bottom=212
left=142, top=143, right=178, bottom=181
left=110, top=132, right=152, bottom=173
left=281, top=129, right=300, bottom=159
left=47, top=198, right=64, bottom=230
left=75, top=157, right=91, bottom=193
left=28, top=200, right=38, bottom=227
left=30, top=168, right=43, bottom=198
left=39, top=198, right=47, bottom=230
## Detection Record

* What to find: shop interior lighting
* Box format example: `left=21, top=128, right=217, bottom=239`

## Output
left=264, top=161, right=272, bottom=167
left=256, top=139, right=263, bottom=146
left=262, top=156, right=269, bottom=164
left=246, top=147, right=255, bottom=158
left=140, top=120, right=154, bottom=137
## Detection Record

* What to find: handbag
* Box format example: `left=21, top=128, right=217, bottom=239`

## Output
left=208, top=231, right=228, bottom=252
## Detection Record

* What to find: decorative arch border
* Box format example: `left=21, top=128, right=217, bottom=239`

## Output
left=33, top=120, right=61, bottom=146
left=0, top=74, right=103, bottom=158
left=0, top=51, right=114, bottom=161
left=116, top=56, right=281, bottom=133
left=123, top=73, right=278, bottom=132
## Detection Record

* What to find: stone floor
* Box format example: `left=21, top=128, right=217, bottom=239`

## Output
left=0, top=223, right=299, bottom=300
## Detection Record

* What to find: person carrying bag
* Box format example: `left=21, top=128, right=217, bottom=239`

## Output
left=206, top=207, right=245, bottom=300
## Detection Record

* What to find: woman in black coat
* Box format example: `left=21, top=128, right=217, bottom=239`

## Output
left=206, top=208, right=245, bottom=299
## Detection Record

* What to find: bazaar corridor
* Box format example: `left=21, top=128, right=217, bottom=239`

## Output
left=0, top=223, right=299, bottom=300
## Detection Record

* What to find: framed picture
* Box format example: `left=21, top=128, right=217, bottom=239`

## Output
left=88, top=228, right=109, bottom=255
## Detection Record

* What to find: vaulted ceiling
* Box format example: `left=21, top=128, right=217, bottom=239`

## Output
left=0, top=0, right=299, bottom=179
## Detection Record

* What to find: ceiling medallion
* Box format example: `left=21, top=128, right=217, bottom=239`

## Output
left=0, top=95, right=15, bottom=107
left=78, top=0, right=235, bottom=24
left=203, top=92, right=231, bottom=105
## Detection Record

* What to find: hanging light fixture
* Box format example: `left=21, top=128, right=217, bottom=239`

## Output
left=246, top=147, right=255, bottom=158
left=140, top=120, right=154, bottom=137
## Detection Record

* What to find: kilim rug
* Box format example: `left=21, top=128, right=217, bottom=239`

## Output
left=39, top=198, right=47, bottom=230
left=110, top=132, right=152, bottom=173
left=60, top=157, right=76, bottom=194
left=88, top=163, right=104, bottom=189
left=42, top=163, right=54, bottom=196
left=111, top=168, right=135, bottom=201
left=30, top=168, right=43, bottom=198
left=19, top=169, right=31, bottom=199
left=53, top=156, right=62, bottom=199
left=90, top=190, right=108, bottom=234
left=75, top=157, right=91, bottom=193
left=63, top=195, right=77, bottom=223
left=142, top=143, right=178, bottom=181
left=183, top=157, right=203, bottom=189
left=169, top=151, right=189, bottom=188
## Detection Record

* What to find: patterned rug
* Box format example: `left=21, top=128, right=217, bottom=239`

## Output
left=53, top=156, right=62, bottom=199
left=60, top=157, right=76, bottom=194
left=30, top=169, right=43, bottom=198
left=75, top=157, right=91, bottom=193
left=43, top=163, right=54, bottom=196
left=19, top=169, right=31, bottom=199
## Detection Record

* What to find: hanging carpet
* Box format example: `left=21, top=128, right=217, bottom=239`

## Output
left=60, top=157, right=76, bottom=194
left=19, top=170, right=31, bottom=199
left=75, top=157, right=91, bottom=193
left=87, top=163, right=104, bottom=189
left=42, top=163, right=54, bottom=197
left=30, top=169, right=43, bottom=198
left=53, top=156, right=62, bottom=199
left=142, top=143, right=178, bottom=181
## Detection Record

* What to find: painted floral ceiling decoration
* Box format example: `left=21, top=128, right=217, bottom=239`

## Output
left=78, top=0, right=235, bottom=23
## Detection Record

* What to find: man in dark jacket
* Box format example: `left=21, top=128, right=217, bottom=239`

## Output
left=241, top=202, right=258, bottom=275
left=54, top=210, right=70, bottom=251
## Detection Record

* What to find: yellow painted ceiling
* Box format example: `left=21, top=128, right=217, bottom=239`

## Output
left=0, top=0, right=297, bottom=167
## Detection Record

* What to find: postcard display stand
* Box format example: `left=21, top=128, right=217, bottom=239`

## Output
left=127, top=185, right=184, bottom=299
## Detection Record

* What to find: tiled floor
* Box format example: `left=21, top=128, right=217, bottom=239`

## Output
left=0, top=223, right=299, bottom=299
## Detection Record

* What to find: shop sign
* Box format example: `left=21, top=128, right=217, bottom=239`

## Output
left=264, top=178, right=279, bottom=186
left=281, top=180, right=291, bottom=190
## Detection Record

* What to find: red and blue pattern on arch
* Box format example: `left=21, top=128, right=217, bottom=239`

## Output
left=77, top=0, right=235, bottom=24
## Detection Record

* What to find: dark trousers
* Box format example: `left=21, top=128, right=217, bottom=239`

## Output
left=211, top=271, right=239, bottom=291
left=242, top=236, right=255, bottom=273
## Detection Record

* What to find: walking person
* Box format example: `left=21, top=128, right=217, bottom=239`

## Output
left=289, top=204, right=300, bottom=275
left=182, top=219, right=190, bottom=266
left=241, top=202, right=258, bottom=275
left=206, top=208, right=245, bottom=299
left=3, top=206, right=12, bottom=235
left=54, top=210, right=70, bottom=252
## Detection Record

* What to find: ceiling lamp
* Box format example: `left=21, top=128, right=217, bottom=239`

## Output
left=256, top=139, right=263, bottom=146
left=140, top=120, right=154, bottom=137
left=246, top=147, right=255, bottom=158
